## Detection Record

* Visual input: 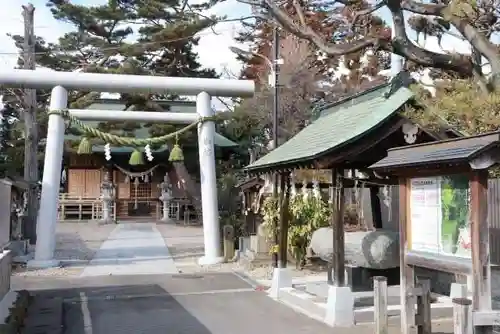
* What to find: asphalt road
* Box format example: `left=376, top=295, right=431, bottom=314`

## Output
left=16, top=272, right=335, bottom=334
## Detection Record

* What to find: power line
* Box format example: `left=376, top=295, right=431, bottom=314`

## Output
left=0, top=18, right=251, bottom=56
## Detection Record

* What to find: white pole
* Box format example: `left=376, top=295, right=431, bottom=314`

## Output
left=68, top=110, right=199, bottom=123
left=28, top=86, right=67, bottom=268
left=0, top=69, right=254, bottom=97
left=196, top=91, right=223, bottom=265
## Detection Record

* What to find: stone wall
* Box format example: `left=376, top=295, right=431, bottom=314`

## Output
left=0, top=250, right=12, bottom=301
left=0, top=181, right=11, bottom=248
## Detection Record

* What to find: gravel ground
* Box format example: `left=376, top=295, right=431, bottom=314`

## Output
left=13, top=221, right=116, bottom=277
left=53, top=222, right=116, bottom=260
left=155, top=223, right=326, bottom=283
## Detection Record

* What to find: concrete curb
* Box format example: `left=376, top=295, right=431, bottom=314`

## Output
left=270, top=285, right=455, bottom=326
left=231, top=270, right=263, bottom=289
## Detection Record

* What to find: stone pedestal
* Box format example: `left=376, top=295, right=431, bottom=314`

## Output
left=324, top=285, right=354, bottom=327
left=158, top=173, right=173, bottom=223
left=250, top=224, right=270, bottom=254
left=100, top=172, right=115, bottom=224
left=269, top=267, right=292, bottom=299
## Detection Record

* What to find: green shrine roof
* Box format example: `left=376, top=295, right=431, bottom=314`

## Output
left=64, top=99, right=238, bottom=153
left=245, top=80, right=414, bottom=172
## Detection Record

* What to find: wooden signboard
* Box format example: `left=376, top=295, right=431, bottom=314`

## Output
left=370, top=132, right=500, bottom=334
left=293, top=169, right=332, bottom=184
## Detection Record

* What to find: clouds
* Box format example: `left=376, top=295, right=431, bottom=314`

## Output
left=0, top=0, right=251, bottom=77
left=195, top=0, right=252, bottom=78
left=0, top=1, right=63, bottom=68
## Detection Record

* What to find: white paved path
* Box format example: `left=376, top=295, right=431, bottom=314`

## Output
left=81, top=223, right=178, bottom=277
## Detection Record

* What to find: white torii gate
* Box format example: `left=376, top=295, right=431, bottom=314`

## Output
left=0, top=70, right=254, bottom=268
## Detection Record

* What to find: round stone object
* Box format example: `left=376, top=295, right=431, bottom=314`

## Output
left=309, top=228, right=400, bottom=269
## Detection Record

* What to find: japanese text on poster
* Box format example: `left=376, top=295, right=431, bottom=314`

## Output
left=410, top=176, right=471, bottom=258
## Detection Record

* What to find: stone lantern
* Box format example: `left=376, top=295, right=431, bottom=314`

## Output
left=158, top=173, right=172, bottom=222
left=100, top=171, right=115, bottom=224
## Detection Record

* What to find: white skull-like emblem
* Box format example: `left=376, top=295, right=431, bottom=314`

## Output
left=402, top=123, right=419, bottom=144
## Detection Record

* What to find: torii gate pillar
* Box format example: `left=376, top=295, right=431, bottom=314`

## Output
left=196, top=91, right=223, bottom=265
left=30, top=86, right=67, bottom=268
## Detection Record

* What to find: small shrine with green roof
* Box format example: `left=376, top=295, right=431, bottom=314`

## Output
left=60, top=99, right=237, bottom=221
left=241, top=72, right=463, bottom=300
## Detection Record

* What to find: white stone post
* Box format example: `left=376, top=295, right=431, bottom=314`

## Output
left=196, top=91, right=223, bottom=265
left=28, top=86, right=67, bottom=268
left=162, top=198, right=169, bottom=221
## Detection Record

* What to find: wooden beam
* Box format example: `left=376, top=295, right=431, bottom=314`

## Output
left=374, top=276, right=388, bottom=334
left=453, top=298, right=473, bottom=334
left=406, top=251, right=471, bottom=275
left=416, top=278, right=432, bottom=334
left=399, top=177, right=416, bottom=334
left=278, top=172, right=290, bottom=268
left=370, top=186, right=382, bottom=229
left=331, top=168, right=346, bottom=286
left=374, top=165, right=473, bottom=178
left=469, top=170, right=492, bottom=311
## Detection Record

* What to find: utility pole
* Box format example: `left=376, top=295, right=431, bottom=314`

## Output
left=271, top=23, right=280, bottom=268
left=22, top=4, right=39, bottom=245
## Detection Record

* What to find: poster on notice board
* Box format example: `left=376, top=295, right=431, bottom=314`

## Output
left=409, top=175, right=471, bottom=258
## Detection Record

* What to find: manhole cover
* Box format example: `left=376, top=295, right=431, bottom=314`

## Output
left=171, top=274, right=204, bottom=279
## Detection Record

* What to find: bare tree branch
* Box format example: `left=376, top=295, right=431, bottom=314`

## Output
left=401, top=0, right=446, bottom=15
left=351, top=1, right=384, bottom=27
left=240, top=0, right=500, bottom=82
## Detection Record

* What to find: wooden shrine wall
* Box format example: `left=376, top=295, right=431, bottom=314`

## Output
left=68, top=154, right=104, bottom=168
left=67, top=169, right=102, bottom=198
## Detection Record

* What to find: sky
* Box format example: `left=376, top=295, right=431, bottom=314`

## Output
left=0, top=0, right=252, bottom=76
left=0, top=0, right=479, bottom=92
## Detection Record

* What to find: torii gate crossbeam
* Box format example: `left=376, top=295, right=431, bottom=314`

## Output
left=0, top=69, right=254, bottom=268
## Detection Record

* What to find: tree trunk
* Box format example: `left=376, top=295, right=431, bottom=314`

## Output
left=171, top=161, right=202, bottom=213
left=145, top=101, right=204, bottom=214
left=22, top=4, right=39, bottom=245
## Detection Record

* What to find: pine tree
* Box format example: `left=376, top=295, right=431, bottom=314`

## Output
left=44, top=0, right=219, bottom=115
left=0, top=101, right=21, bottom=177
left=8, top=0, right=221, bottom=129
left=7, top=0, right=223, bottom=210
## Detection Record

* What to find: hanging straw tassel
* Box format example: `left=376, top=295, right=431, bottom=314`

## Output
left=168, top=144, right=184, bottom=162
left=129, top=149, right=144, bottom=165
left=77, top=137, right=93, bottom=154
left=168, top=135, right=184, bottom=162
